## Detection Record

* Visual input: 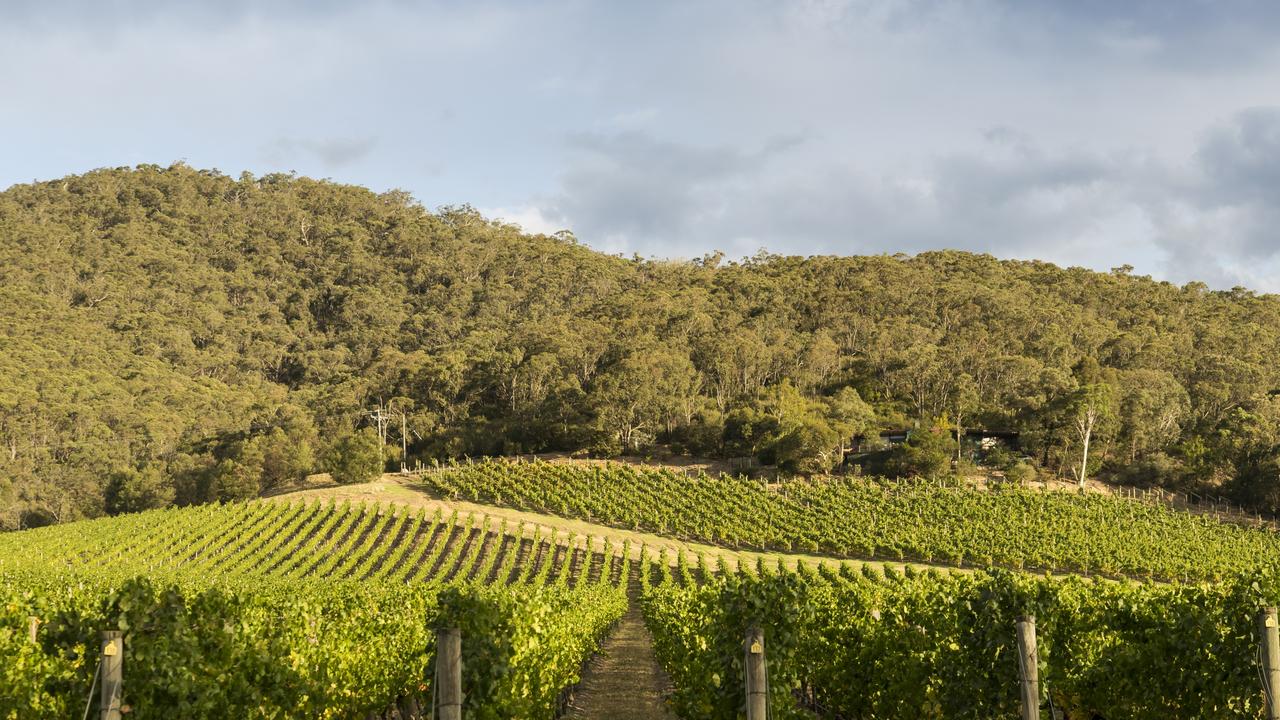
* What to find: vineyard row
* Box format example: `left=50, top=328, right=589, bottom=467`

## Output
left=420, top=459, right=1280, bottom=581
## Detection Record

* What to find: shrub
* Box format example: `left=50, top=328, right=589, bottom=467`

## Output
left=104, top=464, right=175, bottom=514
left=773, top=419, right=840, bottom=475
left=884, top=423, right=952, bottom=478
left=323, top=428, right=384, bottom=484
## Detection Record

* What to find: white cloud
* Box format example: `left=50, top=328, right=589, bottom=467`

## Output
left=477, top=205, right=565, bottom=237
left=6, top=1, right=1280, bottom=290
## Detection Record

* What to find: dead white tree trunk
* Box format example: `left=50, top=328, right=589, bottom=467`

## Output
left=1075, top=401, right=1099, bottom=491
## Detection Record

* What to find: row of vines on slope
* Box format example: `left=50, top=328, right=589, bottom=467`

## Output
left=0, top=500, right=628, bottom=719
left=0, top=498, right=627, bottom=588
left=422, top=459, right=1280, bottom=580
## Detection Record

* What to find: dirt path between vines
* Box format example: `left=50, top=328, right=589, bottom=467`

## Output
left=563, top=570, right=676, bottom=720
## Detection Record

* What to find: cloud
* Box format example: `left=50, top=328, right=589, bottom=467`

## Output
left=537, top=131, right=807, bottom=254
left=0, top=0, right=356, bottom=30
left=7, top=1, right=1280, bottom=291
left=1195, top=107, right=1280, bottom=209
left=1143, top=107, right=1280, bottom=289
left=535, top=128, right=1149, bottom=267
left=955, top=0, right=1280, bottom=70
left=476, top=205, right=564, bottom=236
left=531, top=112, right=1280, bottom=291
left=262, top=137, right=379, bottom=170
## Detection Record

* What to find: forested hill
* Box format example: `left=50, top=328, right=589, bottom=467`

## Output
left=4, top=164, right=1280, bottom=528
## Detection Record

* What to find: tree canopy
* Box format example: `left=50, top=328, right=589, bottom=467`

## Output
left=4, top=164, right=1280, bottom=526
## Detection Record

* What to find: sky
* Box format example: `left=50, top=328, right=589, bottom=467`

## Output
left=4, top=1, right=1280, bottom=290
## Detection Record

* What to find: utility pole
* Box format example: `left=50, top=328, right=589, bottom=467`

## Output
left=366, top=400, right=389, bottom=465
left=369, top=398, right=417, bottom=472
left=400, top=409, right=407, bottom=473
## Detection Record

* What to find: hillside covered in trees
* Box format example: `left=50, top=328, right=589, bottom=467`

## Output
left=3, top=164, right=1280, bottom=528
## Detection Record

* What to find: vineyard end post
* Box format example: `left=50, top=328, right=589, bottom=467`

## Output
left=1015, top=616, right=1039, bottom=720
left=27, top=616, right=38, bottom=644
left=744, top=626, right=767, bottom=720
left=438, top=627, right=462, bottom=720
left=1260, top=607, right=1280, bottom=720
left=100, top=630, right=124, bottom=720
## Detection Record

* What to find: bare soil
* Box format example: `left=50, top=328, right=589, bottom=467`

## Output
left=563, top=568, right=677, bottom=720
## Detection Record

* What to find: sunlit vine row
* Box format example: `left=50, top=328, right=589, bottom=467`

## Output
left=643, top=557, right=1276, bottom=719
left=422, top=459, right=1280, bottom=580
left=0, top=500, right=628, bottom=719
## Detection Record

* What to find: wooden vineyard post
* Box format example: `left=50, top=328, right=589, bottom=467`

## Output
left=1016, top=616, right=1039, bottom=720
left=437, top=627, right=462, bottom=720
left=397, top=694, right=421, bottom=720
left=100, top=630, right=124, bottom=720
left=744, top=626, right=767, bottom=720
left=27, top=616, right=38, bottom=644
left=1260, top=607, right=1280, bottom=720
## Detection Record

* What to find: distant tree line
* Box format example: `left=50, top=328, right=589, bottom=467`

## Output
left=3, top=164, right=1280, bottom=527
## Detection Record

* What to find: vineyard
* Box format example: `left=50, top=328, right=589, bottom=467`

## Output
left=6, top=465, right=1280, bottom=718
left=0, top=498, right=632, bottom=588
left=640, top=558, right=1279, bottom=720
left=0, top=500, right=628, bottom=719
left=420, top=459, right=1280, bottom=581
